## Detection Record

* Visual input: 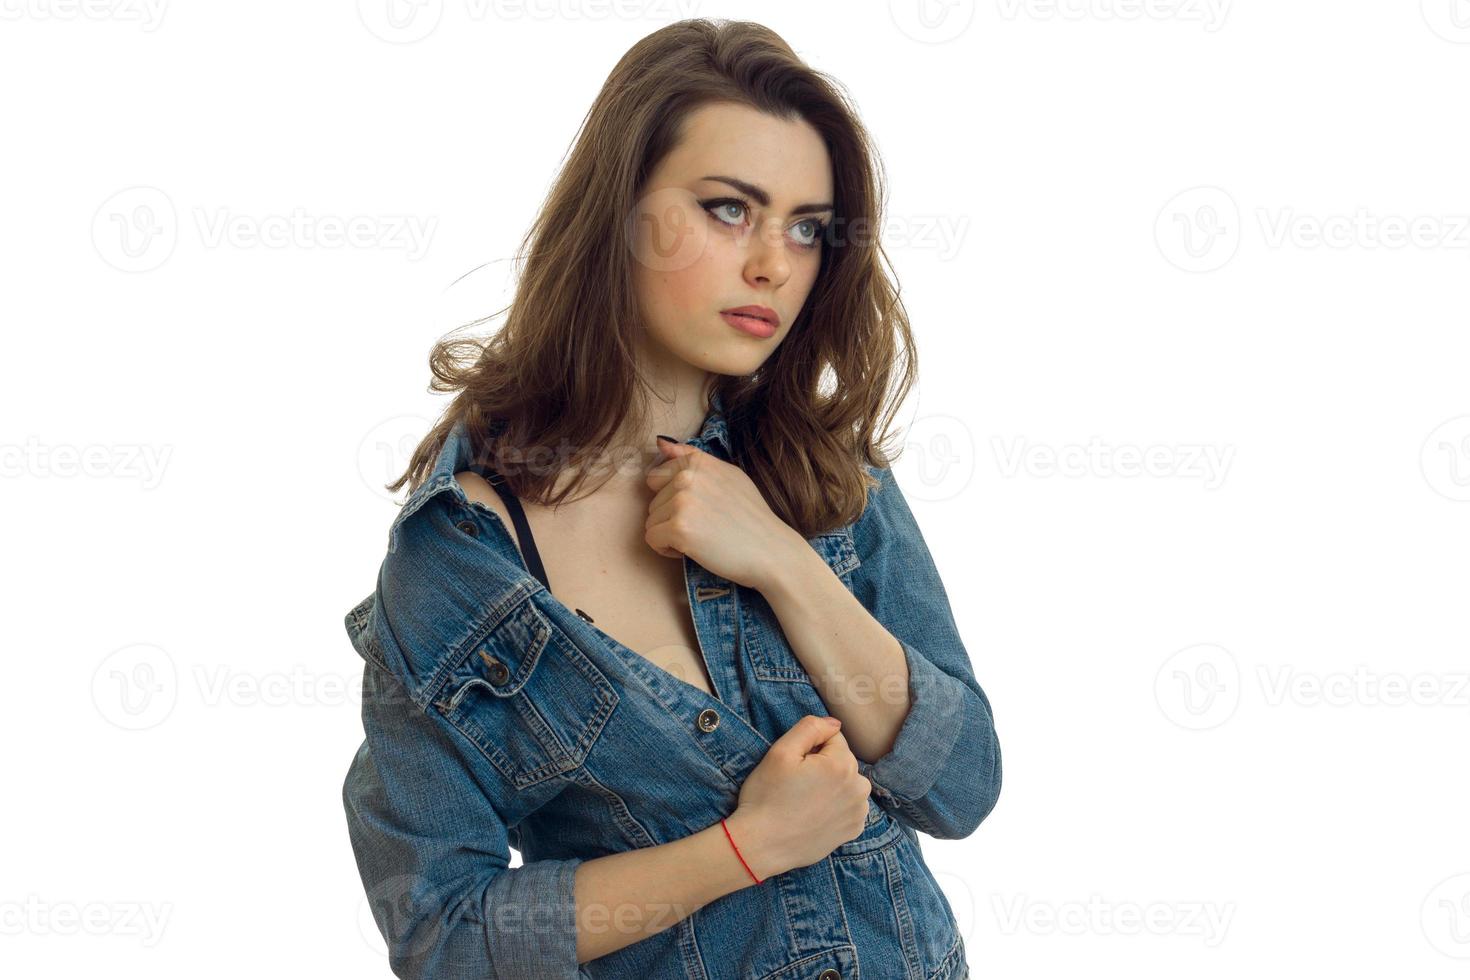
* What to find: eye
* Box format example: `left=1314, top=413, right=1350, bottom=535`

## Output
left=698, top=197, right=828, bottom=252
left=790, top=218, right=828, bottom=249
left=700, top=197, right=749, bottom=228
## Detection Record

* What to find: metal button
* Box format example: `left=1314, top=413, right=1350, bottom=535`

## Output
left=696, top=708, right=720, bottom=733
left=817, top=970, right=840, bottom=980
left=479, top=650, right=509, bottom=684
left=455, top=519, right=479, bottom=537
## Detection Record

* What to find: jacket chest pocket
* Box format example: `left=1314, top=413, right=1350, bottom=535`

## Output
left=432, top=596, right=618, bottom=790
left=830, top=797, right=903, bottom=857
left=742, top=528, right=861, bottom=684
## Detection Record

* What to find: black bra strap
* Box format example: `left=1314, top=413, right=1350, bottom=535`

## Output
left=470, top=465, right=551, bottom=592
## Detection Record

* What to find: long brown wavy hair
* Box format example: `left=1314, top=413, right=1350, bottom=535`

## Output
left=387, top=17, right=917, bottom=539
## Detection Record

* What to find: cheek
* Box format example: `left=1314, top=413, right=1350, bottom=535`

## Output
left=795, top=251, right=822, bottom=292
left=647, top=252, right=721, bottom=324
left=778, top=252, right=822, bottom=321
left=629, top=188, right=711, bottom=277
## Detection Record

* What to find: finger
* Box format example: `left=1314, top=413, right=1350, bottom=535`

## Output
left=644, top=496, right=682, bottom=530
left=645, top=467, right=693, bottom=514
left=809, top=724, right=848, bottom=755
left=647, top=444, right=700, bottom=478
left=643, top=519, right=685, bottom=560
left=782, top=714, right=843, bottom=754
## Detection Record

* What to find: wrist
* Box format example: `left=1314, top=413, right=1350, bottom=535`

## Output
left=755, top=531, right=824, bottom=601
left=722, top=808, right=785, bottom=884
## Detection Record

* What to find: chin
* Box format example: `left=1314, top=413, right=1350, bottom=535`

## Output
left=693, top=343, right=775, bottom=376
left=652, top=329, right=771, bottom=375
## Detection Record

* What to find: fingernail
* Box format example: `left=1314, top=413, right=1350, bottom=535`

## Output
left=655, top=434, right=678, bottom=444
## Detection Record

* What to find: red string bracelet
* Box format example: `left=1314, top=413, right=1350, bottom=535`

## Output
left=720, top=817, right=762, bottom=885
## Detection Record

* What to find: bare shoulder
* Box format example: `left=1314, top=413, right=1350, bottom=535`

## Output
left=454, top=470, right=511, bottom=525
left=455, top=470, right=539, bottom=566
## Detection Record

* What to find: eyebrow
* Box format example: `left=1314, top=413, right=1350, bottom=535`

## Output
left=699, top=175, right=834, bottom=216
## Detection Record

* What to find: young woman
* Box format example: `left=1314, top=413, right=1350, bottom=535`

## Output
left=342, top=18, right=1001, bottom=980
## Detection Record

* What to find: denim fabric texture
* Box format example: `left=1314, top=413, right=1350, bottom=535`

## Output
left=342, top=390, right=1002, bottom=979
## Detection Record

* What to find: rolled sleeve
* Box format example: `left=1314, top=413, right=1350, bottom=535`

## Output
left=857, top=636, right=967, bottom=802
left=856, top=635, right=1001, bottom=838
left=848, top=463, right=1003, bottom=839
left=343, top=658, right=585, bottom=979
left=483, top=857, right=583, bottom=977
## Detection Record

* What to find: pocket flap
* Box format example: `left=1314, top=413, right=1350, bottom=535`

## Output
left=443, top=600, right=550, bottom=706
left=808, top=527, right=860, bottom=577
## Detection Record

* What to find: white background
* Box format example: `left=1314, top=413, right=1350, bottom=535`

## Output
left=3, top=1, right=1468, bottom=977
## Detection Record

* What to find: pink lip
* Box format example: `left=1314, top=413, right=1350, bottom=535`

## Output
left=721, top=311, right=776, bottom=338
left=721, top=305, right=780, bottom=328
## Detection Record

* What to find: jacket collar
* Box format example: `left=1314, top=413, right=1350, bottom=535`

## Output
left=387, top=389, right=731, bottom=553
left=698, top=386, right=732, bottom=455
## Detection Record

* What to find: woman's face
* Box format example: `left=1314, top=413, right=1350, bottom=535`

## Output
left=629, top=102, right=834, bottom=382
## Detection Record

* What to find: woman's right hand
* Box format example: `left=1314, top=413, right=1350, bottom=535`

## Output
left=727, top=715, right=872, bottom=880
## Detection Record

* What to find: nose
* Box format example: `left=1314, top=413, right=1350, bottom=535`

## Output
left=742, top=217, right=790, bottom=287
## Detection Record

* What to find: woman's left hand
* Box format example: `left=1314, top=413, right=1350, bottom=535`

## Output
left=644, top=439, right=802, bottom=590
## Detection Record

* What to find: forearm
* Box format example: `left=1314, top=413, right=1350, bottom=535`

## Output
left=758, top=539, right=912, bottom=764
left=572, top=809, right=774, bottom=964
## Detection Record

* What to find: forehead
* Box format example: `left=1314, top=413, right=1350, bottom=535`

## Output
left=655, top=102, right=833, bottom=204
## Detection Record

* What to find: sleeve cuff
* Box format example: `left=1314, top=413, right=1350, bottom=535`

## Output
left=856, top=636, right=968, bottom=803
left=483, top=855, right=584, bottom=978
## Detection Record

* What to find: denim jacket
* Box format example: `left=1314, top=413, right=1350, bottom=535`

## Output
left=341, top=392, right=1002, bottom=980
